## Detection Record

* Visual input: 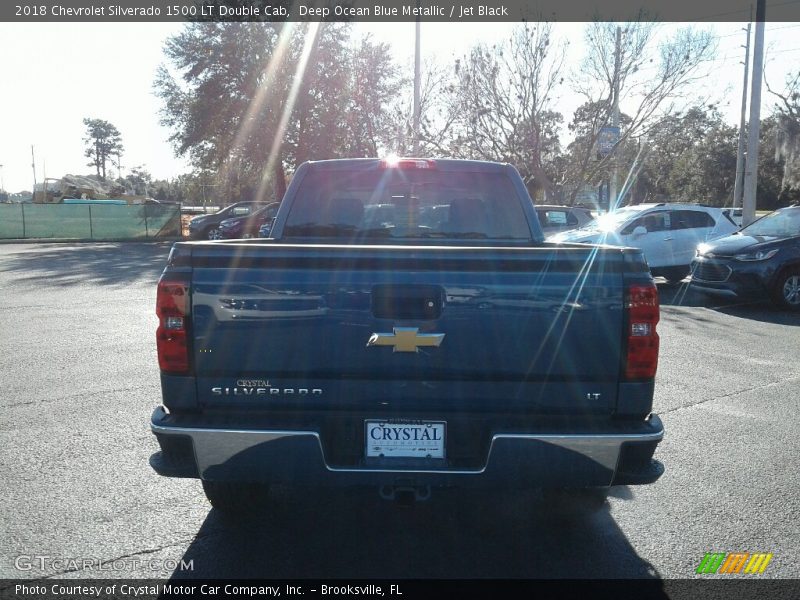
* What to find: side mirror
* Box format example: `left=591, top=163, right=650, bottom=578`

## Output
left=632, top=225, right=648, bottom=237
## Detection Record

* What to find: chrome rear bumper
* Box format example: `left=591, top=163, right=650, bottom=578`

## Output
left=150, top=407, right=664, bottom=487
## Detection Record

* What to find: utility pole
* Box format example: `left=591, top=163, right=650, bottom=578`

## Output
left=742, top=0, right=766, bottom=226
left=609, top=25, right=621, bottom=209
left=31, top=146, right=37, bottom=195
left=733, top=22, right=751, bottom=209
left=412, top=14, right=421, bottom=156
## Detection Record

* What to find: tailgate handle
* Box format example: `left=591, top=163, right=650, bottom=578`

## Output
left=371, top=285, right=444, bottom=320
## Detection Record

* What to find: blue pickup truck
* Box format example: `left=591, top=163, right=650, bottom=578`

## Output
left=150, top=158, right=664, bottom=513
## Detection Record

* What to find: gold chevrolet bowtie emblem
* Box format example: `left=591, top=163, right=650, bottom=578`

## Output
left=367, top=327, right=445, bottom=353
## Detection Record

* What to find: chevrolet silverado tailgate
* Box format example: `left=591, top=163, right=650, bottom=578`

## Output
left=188, top=242, right=628, bottom=415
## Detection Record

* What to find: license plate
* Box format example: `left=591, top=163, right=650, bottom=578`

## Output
left=365, top=420, right=446, bottom=459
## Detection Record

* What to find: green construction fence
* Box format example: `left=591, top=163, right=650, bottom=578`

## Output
left=0, top=203, right=181, bottom=240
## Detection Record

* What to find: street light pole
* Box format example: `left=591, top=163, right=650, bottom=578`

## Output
left=31, top=146, right=37, bottom=197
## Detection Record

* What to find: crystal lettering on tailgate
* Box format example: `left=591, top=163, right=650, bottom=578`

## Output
left=237, top=379, right=269, bottom=387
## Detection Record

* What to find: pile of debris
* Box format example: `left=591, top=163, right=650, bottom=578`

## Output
left=33, top=175, right=128, bottom=204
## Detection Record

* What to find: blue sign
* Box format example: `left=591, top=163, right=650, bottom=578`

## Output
left=597, top=126, right=620, bottom=155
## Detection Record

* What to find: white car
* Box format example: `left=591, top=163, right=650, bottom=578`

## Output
left=548, top=203, right=740, bottom=282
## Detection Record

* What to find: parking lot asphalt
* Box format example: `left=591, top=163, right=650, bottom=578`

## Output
left=0, top=242, right=798, bottom=581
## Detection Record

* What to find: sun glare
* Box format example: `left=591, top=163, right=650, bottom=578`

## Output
left=256, top=21, right=322, bottom=204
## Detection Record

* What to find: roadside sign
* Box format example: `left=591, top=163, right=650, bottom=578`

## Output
left=597, top=126, right=620, bottom=156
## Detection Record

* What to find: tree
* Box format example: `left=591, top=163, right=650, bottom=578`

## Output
left=754, top=116, right=800, bottom=210
left=635, top=107, right=710, bottom=200
left=563, top=21, right=715, bottom=204
left=386, top=59, right=459, bottom=158
left=443, top=23, right=566, bottom=198
left=145, top=172, right=224, bottom=205
left=633, top=106, right=736, bottom=205
left=117, top=165, right=153, bottom=196
left=561, top=101, right=636, bottom=205
left=339, top=35, right=404, bottom=157
left=669, top=119, right=738, bottom=204
left=766, top=70, right=800, bottom=190
left=83, top=118, right=124, bottom=181
left=155, top=22, right=401, bottom=203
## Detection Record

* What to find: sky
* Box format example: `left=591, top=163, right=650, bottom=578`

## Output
left=0, top=20, right=799, bottom=193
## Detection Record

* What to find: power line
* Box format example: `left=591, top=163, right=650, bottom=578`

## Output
left=711, top=29, right=753, bottom=39
left=694, top=0, right=800, bottom=21
left=631, top=43, right=800, bottom=75
left=686, top=23, right=800, bottom=42
left=764, top=46, right=800, bottom=54
left=765, top=23, right=800, bottom=31
left=694, top=6, right=755, bottom=21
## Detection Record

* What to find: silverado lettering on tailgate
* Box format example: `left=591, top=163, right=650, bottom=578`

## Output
left=211, top=382, right=323, bottom=396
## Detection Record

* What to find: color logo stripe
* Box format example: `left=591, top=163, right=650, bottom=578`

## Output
left=744, top=553, right=773, bottom=574
left=696, top=553, right=726, bottom=574
left=719, top=553, right=749, bottom=574
left=696, top=552, right=773, bottom=575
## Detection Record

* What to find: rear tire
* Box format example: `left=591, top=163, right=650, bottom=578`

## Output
left=771, top=269, right=800, bottom=311
left=201, top=480, right=270, bottom=516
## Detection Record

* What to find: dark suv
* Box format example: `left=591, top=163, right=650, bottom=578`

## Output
left=187, top=201, right=268, bottom=240
left=219, top=203, right=280, bottom=239
left=690, top=205, right=800, bottom=310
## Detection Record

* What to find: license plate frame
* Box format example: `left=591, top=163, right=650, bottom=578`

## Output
left=364, top=420, right=446, bottom=459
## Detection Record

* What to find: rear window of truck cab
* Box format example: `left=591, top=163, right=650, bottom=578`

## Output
left=282, top=168, right=532, bottom=241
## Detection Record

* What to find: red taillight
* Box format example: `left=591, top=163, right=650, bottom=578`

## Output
left=156, top=278, right=189, bottom=374
left=625, top=284, right=660, bottom=380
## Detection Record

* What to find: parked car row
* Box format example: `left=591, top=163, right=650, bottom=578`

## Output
left=548, top=203, right=739, bottom=282
left=187, top=201, right=269, bottom=240
left=188, top=199, right=798, bottom=310
left=217, top=202, right=280, bottom=239
left=547, top=202, right=800, bottom=311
